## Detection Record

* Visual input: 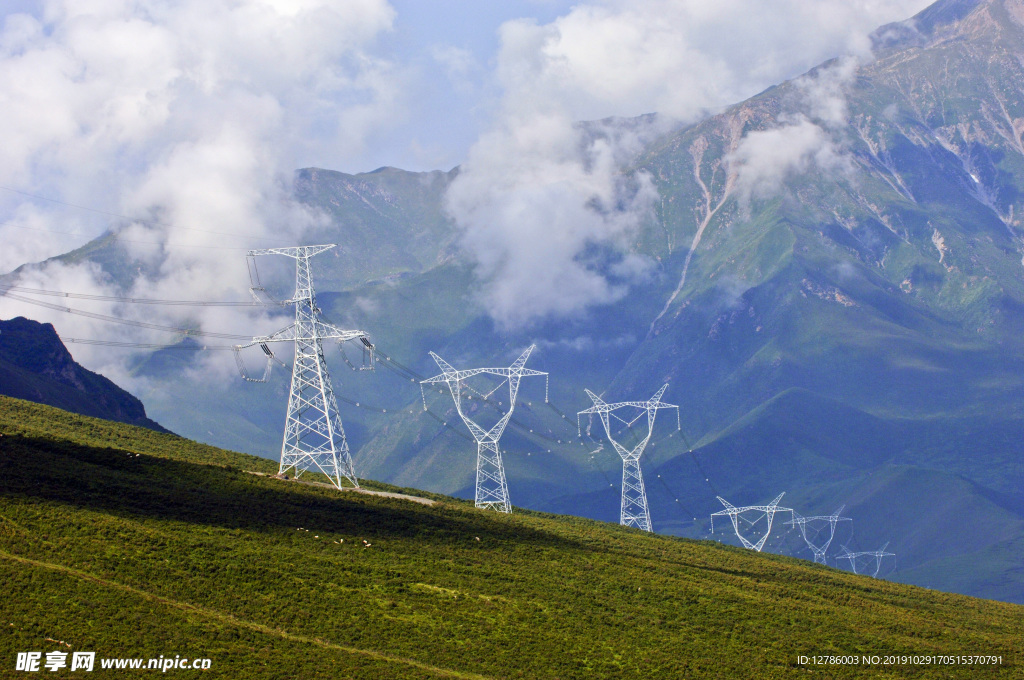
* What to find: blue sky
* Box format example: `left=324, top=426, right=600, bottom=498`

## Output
left=374, top=0, right=579, bottom=171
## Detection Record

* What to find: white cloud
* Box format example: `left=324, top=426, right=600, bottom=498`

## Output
left=796, top=56, right=860, bottom=129
left=491, top=0, right=931, bottom=123
left=0, top=0, right=937, bottom=345
left=728, top=58, right=861, bottom=202
left=0, top=0, right=398, bottom=378
left=728, top=118, right=854, bottom=202
left=446, top=112, right=659, bottom=328
left=448, top=0, right=928, bottom=327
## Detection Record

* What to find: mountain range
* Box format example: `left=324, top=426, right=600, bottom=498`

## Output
left=5, top=0, right=1024, bottom=603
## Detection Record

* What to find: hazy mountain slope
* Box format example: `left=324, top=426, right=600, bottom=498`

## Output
left=2, top=396, right=1021, bottom=679
left=0, top=317, right=168, bottom=433
left=294, top=166, right=460, bottom=288
left=554, top=0, right=1024, bottom=601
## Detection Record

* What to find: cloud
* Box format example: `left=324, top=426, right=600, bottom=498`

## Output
left=431, top=44, right=478, bottom=90
left=795, top=56, right=860, bottom=129
left=446, top=112, right=659, bottom=328
left=491, top=0, right=931, bottom=123
left=0, top=0, right=399, bottom=377
left=728, top=59, right=860, bottom=202
left=728, top=118, right=854, bottom=202
left=447, top=0, right=928, bottom=328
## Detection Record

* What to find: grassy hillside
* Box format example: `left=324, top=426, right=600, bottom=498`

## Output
left=0, top=397, right=1021, bottom=678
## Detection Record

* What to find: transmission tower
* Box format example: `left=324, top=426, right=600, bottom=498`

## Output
left=577, top=385, right=679, bottom=532
left=235, top=245, right=370, bottom=490
left=836, top=543, right=894, bottom=578
left=711, top=493, right=793, bottom=552
left=420, top=345, right=548, bottom=513
left=786, top=506, right=851, bottom=564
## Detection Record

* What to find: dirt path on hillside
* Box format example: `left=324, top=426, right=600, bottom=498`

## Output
left=245, top=471, right=437, bottom=506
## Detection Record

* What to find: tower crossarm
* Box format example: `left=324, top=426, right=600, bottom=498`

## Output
left=422, top=366, right=547, bottom=383
left=317, top=322, right=370, bottom=342
left=236, top=323, right=297, bottom=347
left=793, top=513, right=852, bottom=524
left=239, top=323, right=368, bottom=346
left=713, top=496, right=738, bottom=513
left=246, top=244, right=336, bottom=259
left=579, top=389, right=607, bottom=411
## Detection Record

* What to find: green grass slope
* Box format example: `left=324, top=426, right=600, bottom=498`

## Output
left=1, top=397, right=1022, bottom=679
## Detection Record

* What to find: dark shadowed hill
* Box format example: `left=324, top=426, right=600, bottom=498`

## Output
left=0, top=317, right=168, bottom=433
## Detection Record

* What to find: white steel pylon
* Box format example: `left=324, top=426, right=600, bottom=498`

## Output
left=420, top=345, right=548, bottom=513
left=786, top=506, right=851, bottom=564
left=577, top=384, right=680, bottom=532
left=711, top=493, right=793, bottom=552
left=235, top=245, right=369, bottom=490
left=837, top=543, right=895, bottom=578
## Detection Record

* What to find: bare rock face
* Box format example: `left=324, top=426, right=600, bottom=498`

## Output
left=0, top=316, right=169, bottom=433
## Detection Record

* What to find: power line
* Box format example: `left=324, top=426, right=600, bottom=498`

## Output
left=0, top=285, right=274, bottom=307
left=422, top=407, right=476, bottom=442
left=1, top=290, right=252, bottom=340
left=59, top=336, right=234, bottom=350
left=652, top=473, right=698, bottom=522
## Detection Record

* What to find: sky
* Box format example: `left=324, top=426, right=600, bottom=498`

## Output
left=0, top=0, right=934, bottom=379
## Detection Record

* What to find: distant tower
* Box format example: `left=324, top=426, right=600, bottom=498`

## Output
left=786, top=506, right=851, bottom=564
left=837, top=543, right=894, bottom=578
left=711, top=493, right=793, bottom=552
left=577, top=385, right=679, bottom=532
left=235, top=245, right=370, bottom=490
left=421, top=346, right=548, bottom=513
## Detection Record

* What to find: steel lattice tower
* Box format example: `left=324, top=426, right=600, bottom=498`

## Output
left=236, top=245, right=369, bottom=490
left=711, top=493, right=793, bottom=552
left=837, top=543, right=894, bottom=578
left=786, top=506, right=851, bottom=564
left=421, top=345, right=547, bottom=513
left=577, top=385, right=679, bottom=532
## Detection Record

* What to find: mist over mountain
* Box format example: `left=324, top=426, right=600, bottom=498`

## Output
left=5, top=0, right=1024, bottom=603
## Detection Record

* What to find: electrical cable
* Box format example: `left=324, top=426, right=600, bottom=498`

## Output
left=672, top=427, right=719, bottom=497
left=652, top=473, right=697, bottom=522
left=1, top=290, right=251, bottom=340
left=59, top=336, right=234, bottom=350
left=0, top=284, right=269, bottom=307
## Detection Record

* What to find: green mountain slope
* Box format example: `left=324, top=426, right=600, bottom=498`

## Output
left=1, top=396, right=1022, bottom=679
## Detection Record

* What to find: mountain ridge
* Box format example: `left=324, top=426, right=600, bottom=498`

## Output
left=0, top=317, right=169, bottom=433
